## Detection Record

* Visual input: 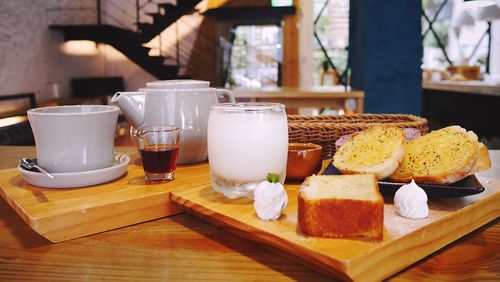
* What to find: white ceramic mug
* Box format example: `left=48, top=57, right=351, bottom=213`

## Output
left=27, top=105, right=119, bottom=173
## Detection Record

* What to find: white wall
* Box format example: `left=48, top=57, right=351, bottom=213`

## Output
left=298, top=0, right=313, bottom=87
left=490, top=20, right=500, bottom=75
left=1, top=0, right=99, bottom=102
left=0, top=0, right=154, bottom=108
left=487, top=1, right=500, bottom=75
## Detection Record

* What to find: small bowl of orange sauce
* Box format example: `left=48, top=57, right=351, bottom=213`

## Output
left=286, top=143, right=323, bottom=182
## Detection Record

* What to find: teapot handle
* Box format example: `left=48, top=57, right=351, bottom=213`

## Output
left=215, top=89, right=235, bottom=103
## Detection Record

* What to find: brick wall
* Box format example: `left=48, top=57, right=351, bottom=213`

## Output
left=0, top=0, right=154, bottom=107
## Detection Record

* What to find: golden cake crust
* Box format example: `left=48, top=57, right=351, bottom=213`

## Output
left=298, top=175, right=383, bottom=241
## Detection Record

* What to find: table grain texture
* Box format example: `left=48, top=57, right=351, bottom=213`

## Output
left=0, top=146, right=498, bottom=281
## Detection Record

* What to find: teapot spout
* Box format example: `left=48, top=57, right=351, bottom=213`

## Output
left=111, top=92, right=145, bottom=128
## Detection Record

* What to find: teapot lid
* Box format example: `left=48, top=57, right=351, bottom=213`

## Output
left=146, top=79, right=210, bottom=89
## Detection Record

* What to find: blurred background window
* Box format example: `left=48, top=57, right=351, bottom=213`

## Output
left=228, top=25, right=281, bottom=88
left=312, top=0, right=350, bottom=86
left=272, top=0, right=293, bottom=7
left=422, top=0, right=496, bottom=74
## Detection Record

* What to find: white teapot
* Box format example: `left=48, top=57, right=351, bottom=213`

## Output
left=111, top=79, right=235, bottom=164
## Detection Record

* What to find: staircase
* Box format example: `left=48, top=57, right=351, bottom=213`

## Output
left=50, top=0, right=202, bottom=80
left=139, top=0, right=200, bottom=42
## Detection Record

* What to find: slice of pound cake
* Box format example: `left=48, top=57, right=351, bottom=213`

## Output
left=298, top=175, right=383, bottom=241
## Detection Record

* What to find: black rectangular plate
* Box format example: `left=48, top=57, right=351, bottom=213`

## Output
left=322, top=163, right=485, bottom=198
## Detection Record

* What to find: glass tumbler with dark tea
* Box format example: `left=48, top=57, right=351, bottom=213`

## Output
left=137, top=126, right=180, bottom=182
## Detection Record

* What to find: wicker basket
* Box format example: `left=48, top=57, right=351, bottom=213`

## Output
left=288, top=114, right=428, bottom=159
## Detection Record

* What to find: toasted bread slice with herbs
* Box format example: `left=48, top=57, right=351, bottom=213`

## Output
left=389, top=126, right=479, bottom=184
left=469, top=142, right=491, bottom=175
left=333, top=125, right=405, bottom=180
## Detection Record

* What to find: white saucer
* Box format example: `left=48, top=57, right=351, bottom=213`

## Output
left=18, top=153, right=130, bottom=188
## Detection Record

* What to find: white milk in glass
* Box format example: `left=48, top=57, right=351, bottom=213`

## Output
left=208, top=103, right=288, bottom=199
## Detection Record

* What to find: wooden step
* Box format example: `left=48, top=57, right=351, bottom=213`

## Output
left=49, top=24, right=181, bottom=79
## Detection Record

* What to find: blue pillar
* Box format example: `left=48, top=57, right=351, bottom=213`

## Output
left=349, top=0, right=422, bottom=115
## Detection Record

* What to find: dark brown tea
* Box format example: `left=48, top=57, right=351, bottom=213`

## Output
left=140, top=145, right=179, bottom=174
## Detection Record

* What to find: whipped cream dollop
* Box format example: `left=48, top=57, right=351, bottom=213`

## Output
left=394, top=179, right=429, bottom=219
left=253, top=180, right=288, bottom=221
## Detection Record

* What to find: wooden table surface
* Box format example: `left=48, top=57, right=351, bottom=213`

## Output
left=0, top=146, right=498, bottom=281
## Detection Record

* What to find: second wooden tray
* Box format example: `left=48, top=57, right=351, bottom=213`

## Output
left=171, top=162, right=500, bottom=281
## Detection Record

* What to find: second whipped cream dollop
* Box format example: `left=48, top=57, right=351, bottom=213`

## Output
left=254, top=173, right=288, bottom=221
left=394, top=179, right=429, bottom=219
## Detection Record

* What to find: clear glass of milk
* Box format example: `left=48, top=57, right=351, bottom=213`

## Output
left=207, top=103, right=288, bottom=199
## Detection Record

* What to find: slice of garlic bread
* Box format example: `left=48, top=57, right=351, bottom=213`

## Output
left=333, top=125, right=405, bottom=180
left=389, top=126, right=479, bottom=184
left=469, top=142, right=491, bottom=175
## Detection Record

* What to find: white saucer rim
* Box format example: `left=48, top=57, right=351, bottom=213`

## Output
left=17, top=153, right=130, bottom=189
left=18, top=153, right=130, bottom=176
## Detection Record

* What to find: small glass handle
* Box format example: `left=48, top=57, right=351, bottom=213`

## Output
left=215, top=89, right=235, bottom=103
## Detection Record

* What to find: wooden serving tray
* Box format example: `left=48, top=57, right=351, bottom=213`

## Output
left=171, top=162, right=500, bottom=281
left=0, top=153, right=210, bottom=243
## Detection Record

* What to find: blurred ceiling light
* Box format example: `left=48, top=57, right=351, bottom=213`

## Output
left=472, top=3, right=500, bottom=20
left=0, top=116, right=28, bottom=128
left=451, top=10, right=475, bottom=27
left=461, top=0, right=496, bottom=9
left=460, top=0, right=500, bottom=73
left=61, top=40, right=98, bottom=56
left=101, top=44, right=127, bottom=61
